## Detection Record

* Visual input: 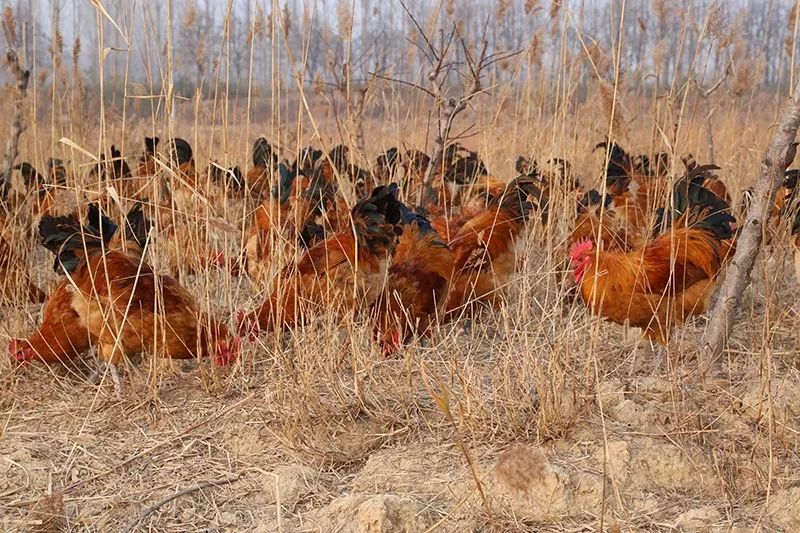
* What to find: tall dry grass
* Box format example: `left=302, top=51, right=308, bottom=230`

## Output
left=1, top=1, right=800, bottom=530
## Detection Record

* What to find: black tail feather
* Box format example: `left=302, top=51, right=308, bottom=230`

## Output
left=39, top=212, right=112, bottom=274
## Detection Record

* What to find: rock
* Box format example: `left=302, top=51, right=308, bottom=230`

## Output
left=767, top=487, right=800, bottom=530
left=596, top=379, right=626, bottom=409
left=571, top=472, right=604, bottom=509
left=307, top=493, right=433, bottom=532
left=675, top=506, right=722, bottom=531
left=631, top=376, right=671, bottom=398
left=261, top=464, right=319, bottom=508
left=628, top=439, right=720, bottom=495
left=592, top=440, right=630, bottom=486
left=741, top=378, right=800, bottom=438
left=350, top=442, right=461, bottom=497
left=607, top=398, right=650, bottom=428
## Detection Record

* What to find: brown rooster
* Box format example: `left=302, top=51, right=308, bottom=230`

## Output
left=570, top=184, right=735, bottom=345
left=374, top=204, right=453, bottom=355
left=9, top=203, right=151, bottom=366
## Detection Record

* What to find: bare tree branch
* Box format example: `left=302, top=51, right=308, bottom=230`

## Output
left=368, top=71, right=437, bottom=98
left=700, top=81, right=800, bottom=373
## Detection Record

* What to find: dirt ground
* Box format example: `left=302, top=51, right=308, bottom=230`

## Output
left=2, top=249, right=800, bottom=532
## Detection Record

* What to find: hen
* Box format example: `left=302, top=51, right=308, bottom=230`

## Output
left=242, top=160, right=319, bottom=283
left=445, top=177, right=546, bottom=318
left=136, top=136, right=160, bottom=178
left=246, top=137, right=280, bottom=200
left=30, top=209, right=238, bottom=394
left=238, top=184, right=403, bottom=336
left=9, top=204, right=150, bottom=365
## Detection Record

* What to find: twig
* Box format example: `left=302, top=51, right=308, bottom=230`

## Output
left=121, top=472, right=246, bottom=533
left=693, top=61, right=732, bottom=163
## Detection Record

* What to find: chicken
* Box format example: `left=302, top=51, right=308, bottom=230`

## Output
left=398, top=148, right=431, bottom=200
left=374, top=204, right=453, bottom=354
left=168, top=137, right=198, bottom=187
left=595, top=140, right=667, bottom=235
left=149, top=137, right=230, bottom=277
left=516, top=155, right=582, bottom=194
left=293, top=145, right=323, bottom=179
left=8, top=280, right=91, bottom=364
left=445, top=177, right=546, bottom=318
left=427, top=145, right=489, bottom=210
left=569, top=187, right=736, bottom=345
left=312, top=144, right=373, bottom=199
left=743, top=169, right=799, bottom=248
left=791, top=203, right=800, bottom=282
left=429, top=176, right=509, bottom=242
left=208, top=162, right=245, bottom=200
left=375, top=147, right=399, bottom=184
left=246, top=137, right=279, bottom=200
left=238, top=184, right=403, bottom=336
left=31, top=210, right=238, bottom=393
left=570, top=189, right=630, bottom=252
left=243, top=161, right=318, bottom=283
left=12, top=162, right=50, bottom=216
left=136, top=136, right=160, bottom=178
left=108, top=145, right=138, bottom=199
left=8, top=203, right=152, bottom=365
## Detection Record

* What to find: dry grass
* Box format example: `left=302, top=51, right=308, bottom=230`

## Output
left=2, top=1, right=800, bottom=531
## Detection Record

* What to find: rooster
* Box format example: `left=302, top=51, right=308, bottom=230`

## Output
left=168, top=138, right=197, bottom=184
left=47, top=158, right=68, bottom=185
left=208, top=162, right=245, bottom=200
left=87, top=145, right=135, bottom=197
left=374, top=204, right=453, bottom=354
left=12, top=161, right=52, bottom=217
left=429, top=176, right=509, bottom=242
left=594, top=140, right=668, bottom=235
left=791, top=201, right=800, bottom=282
left=398, top=148, right=431, bottom=200
left=445, top=177, right=546, bottom=318
left=32, top=209, right=238, bottom=394
left=238, top=184, right=403, bottom=336
left=570, top=189, right=630, bottom=252
left=319, top=145, right=374, bottom=198
left=375, top=147, right=399, bottom=184
left=570, top=185, right=736, bottom=345
left=151, top=137, right=229, bottom=277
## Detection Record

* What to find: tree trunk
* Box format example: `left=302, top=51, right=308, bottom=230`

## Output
left=2, top=50, right=30, bottom=184
left=700, top=80, right=800, bottom=372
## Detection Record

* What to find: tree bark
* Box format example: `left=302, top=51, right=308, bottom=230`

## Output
left=1, top=49, right=30, bottom=184
left=700, top=80, right=800, bottom=372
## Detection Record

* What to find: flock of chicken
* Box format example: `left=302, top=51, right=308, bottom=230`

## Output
left=4, top=135, right=800, bottom=394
